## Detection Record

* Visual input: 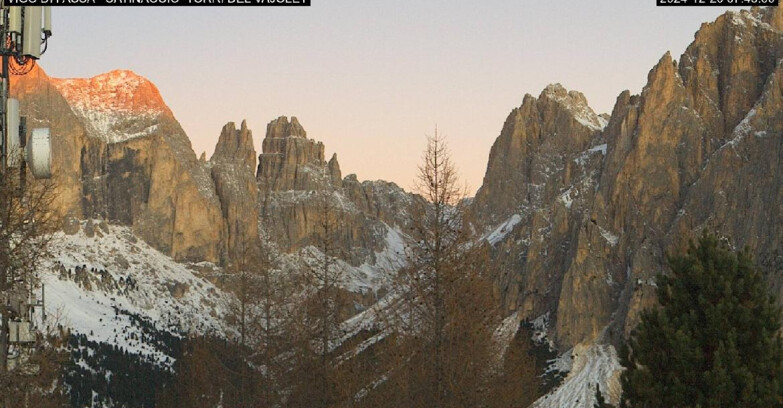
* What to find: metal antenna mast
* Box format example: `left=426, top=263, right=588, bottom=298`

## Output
left=0, top=6, right=52, bottom=170
left=0, top=4, right=52, bottom=394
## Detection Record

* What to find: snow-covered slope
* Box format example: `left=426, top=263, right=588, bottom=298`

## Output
left=40, top=221, right=228, bottom=365
left=532, top=344, right=623, bottom=408
left=39, top=217, right=407, bottom=365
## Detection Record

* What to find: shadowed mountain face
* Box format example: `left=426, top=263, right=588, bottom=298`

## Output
left=11, top=6, right=783, bottom=351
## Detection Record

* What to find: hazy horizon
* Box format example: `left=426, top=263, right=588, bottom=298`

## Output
left=41, top=1, right=748, bottom=195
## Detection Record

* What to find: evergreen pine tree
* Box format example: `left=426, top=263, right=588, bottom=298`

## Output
left=621, top=234, right=783, bottom=407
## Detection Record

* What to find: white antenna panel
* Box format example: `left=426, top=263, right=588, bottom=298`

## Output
left=43, top=7, right=51, bottom=35
left=6, top=98, right=20, bottom=168
left=8, top=7, right=22, bottom=34
left=27, top=128, right=51, bottom=179
left=22, top=6, right=42, bottom=59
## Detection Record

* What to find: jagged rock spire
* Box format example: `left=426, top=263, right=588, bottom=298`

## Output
left=257, top=116, right=341, bottom=191
left=211, top=119, right=257, bottom=170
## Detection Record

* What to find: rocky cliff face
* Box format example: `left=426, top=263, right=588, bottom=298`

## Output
left=210, top=120, right=259, bottom=262
left=255, top=116, right=420, bottom=272
left=471, top=6, right=783, bottom=349
left=12, top=68, right=417, bottom=289
left=470, top=84, right=608, bottom=327
left=11, top=6, right=782, bottom=357
left=13, top=68, right=225, bottom=263
left=473, top=84, right=607, bottom=227
left=257, top=116, right=342, bottom=192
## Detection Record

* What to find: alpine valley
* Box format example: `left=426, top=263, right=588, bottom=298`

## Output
left=11, top=6, right=783, bottom=407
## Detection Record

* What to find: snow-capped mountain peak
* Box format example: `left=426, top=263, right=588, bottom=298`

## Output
left=52, top=69, right=169, bottom=115
left=51, top=69, right=172, bottom=143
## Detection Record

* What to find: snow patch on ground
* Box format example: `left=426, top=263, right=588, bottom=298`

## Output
left=349, top=225, right=407, bottom=293
left=485, top=214, right=522, bottom=245
left=559, top=187, right=574, bottom=209
left=532, top=344, right=623, bottom=408
left=729, top=9, right=775, bottom=32
left=75, top=110, right=162, bottom=144
left=575, top=116, right=607, bottom=132
left=596, top=115, right=609, bottom=130
left=280, top=222, right=406, bottom=299
left=724, top=108, right=757, bottom=149
left=542, top=84, right=607, bottom=132
left=574, top=143, right=608, bottom=166
left=599, top=227, right=619, bottom=246
left=334, top=290, right=405, bottom=360
left=545, top=346, right=573, bottom=376
left=588, top=144, right=608, bottom=155
left=531, top=312, right=552, bottom=346
left=493, top=311, right=522, bottom=365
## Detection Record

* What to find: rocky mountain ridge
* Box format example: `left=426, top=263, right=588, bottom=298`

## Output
left=474, top=6, right=783, bottom=351
left=8, top=9, right=782, bottom=396
left=12, top=63, right=417, bottom=289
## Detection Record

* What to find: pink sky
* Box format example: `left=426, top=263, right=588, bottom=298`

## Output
left=42, top=2, right=741, bottom=194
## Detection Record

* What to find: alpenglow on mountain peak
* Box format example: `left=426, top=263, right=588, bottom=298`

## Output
left=52, top=69, right=170, bottom=115
left=48, top=68, right=173, bottom=144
